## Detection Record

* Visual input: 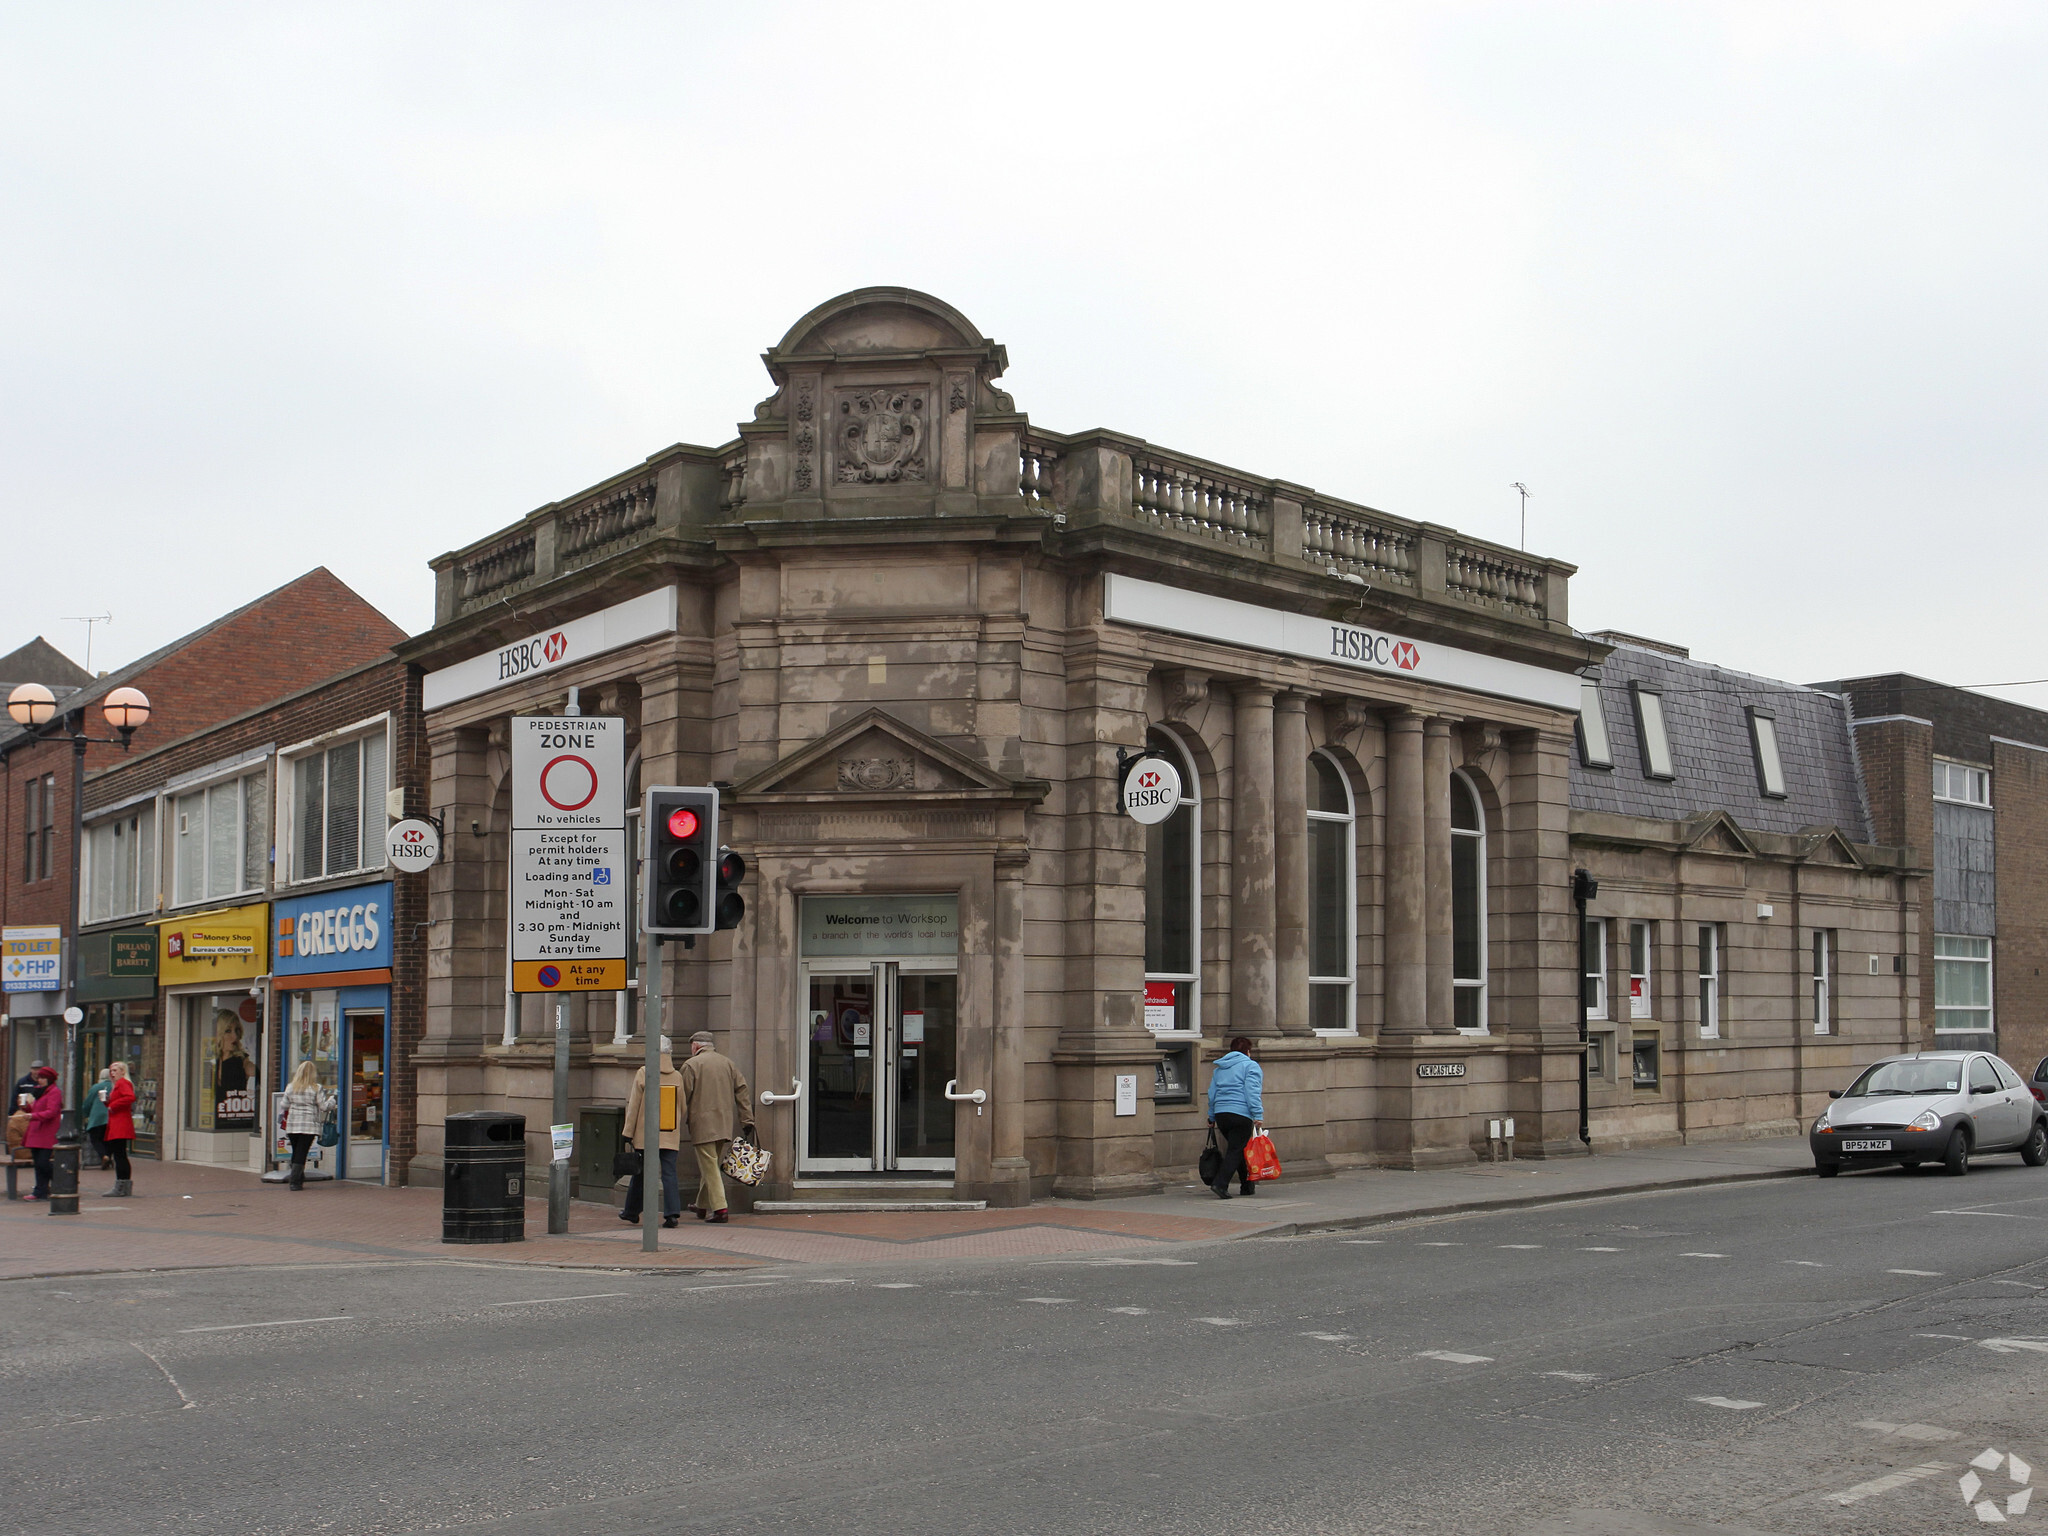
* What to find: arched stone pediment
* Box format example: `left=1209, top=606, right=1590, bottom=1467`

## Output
left=770, top=287, right=997, bottom=366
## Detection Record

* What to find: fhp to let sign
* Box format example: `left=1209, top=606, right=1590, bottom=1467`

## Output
left=510, top=716, right=626, bottom=993
left=2, top=926, right=62, bottom=993
left=1122, top=757, right=1183, bottom=826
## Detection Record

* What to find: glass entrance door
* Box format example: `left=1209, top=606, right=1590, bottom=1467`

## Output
left=344, top=1012, right=386, bottom=1182
left=802, top=964, right=956, bottom=1173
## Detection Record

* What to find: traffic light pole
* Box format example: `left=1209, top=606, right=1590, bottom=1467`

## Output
left=549, top=997, right=570, bottom=1234
left=642, top=937, right=664, bottom=1255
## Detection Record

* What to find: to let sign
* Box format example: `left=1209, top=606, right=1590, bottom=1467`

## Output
left=2, top=926, right=62, bottom=992
left=510, top=717, right=627, bottom=993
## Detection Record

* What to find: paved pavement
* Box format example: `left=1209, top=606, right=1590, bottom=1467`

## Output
left=10, top=1156, right=2048, bottom=1535
left=1, top=1137, right=1809, bottom=1279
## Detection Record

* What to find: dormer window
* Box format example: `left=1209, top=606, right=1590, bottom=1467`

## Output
left=1577, top=681, right=1613, bottom=769
left=1747, top=708, right=1787, bottom=798
left=1631, top=682, right=1675, bottom=780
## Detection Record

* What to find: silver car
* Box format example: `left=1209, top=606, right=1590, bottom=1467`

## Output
left=1810, top=1050, right=2048, bottom=1177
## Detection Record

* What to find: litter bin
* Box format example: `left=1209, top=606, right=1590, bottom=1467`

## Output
left=442, top=1111, right=526, bottom=1244
left=577, top=1104, right=625, bottom=1204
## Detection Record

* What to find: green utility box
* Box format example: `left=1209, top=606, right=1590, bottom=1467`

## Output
left=576, top=1104, right=626, bottom=1205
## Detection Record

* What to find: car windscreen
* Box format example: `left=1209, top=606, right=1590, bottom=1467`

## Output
left=1843, top=1060, right=1962, bottom=1097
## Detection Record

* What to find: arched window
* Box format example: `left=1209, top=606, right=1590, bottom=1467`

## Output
left=1308, top=750, right=1355, bottom=1032
left=1451, top=771, right=1487, bottom=1033
left=1143, top=728, right=1200, bottom=1033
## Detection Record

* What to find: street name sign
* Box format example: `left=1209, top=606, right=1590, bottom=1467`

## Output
left=510, top=716, right=626, bottom=993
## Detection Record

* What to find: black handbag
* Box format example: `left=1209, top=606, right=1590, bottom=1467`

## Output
left=1198, top=1125, right=1223, bottom=1186
left=612, top=1141, right=642, bottom=1179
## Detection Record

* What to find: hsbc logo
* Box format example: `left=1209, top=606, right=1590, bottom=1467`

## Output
left=1328, top=624, right=1424, bottom=674
left=1136, top=770, right=1162, bottom=789
left=1392, top=641, right=1420, bottom=671
left=498, top=630, right=572, bottom=681
left=543, top=631, right=567, bottom=663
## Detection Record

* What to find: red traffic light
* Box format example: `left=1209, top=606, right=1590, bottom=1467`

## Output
left=666, top=806, right=701, bottom=840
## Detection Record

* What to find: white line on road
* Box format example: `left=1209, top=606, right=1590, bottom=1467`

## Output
left=1541, top=1371, right=1600, bottom=1382
left=1344, top=1240, right=1385, bottom=1245
left=1196, top=1317, right=1245, bottom=1326
left=489, top=1293, right=630, bottom=1307
left=1993, top=1280, right=2045, bottom=1289
left=1913, top=1333, right=1974, bottom=1341
left=1680, top=1253, right=1728, bottom=1259
left=1418, top=1242, right=1464, bottom=1247
left=1825, top=1462, right=1956, bottom=1505
left=1784, top=1260, right=1826, bottom=1267
left=1021, top=1297, right=1073, bottom=1304
left=873, top=1283, right=920, bottom=1289
left=1499, top=1244, right=1544, bottom=1250
left=1580, top=1246, right=1622, bottom=1252
left=179, top=1316, right=351, bottom=1333
left=1106, top=1307, right=1151, bottom=1315
left=1417, top=1350, right=1494, bottom=1364
left=1932, top=1209, right=2044, bottom=1219
left=129, top=1342, right=195, bottom=1410
left=1888, top=1269, right=1944, bottom=1277
left=1978, top=1338, right=2048, bottom=1354
left=1690, top=1396, right=1764, bottom=1410
left=1303, top=1332, right=1354, bottom=1342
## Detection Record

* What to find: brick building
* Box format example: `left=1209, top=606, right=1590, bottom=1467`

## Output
left=1, top=570, right=408, bottom=1144
left=1820, top=674, right=2048, bottom=1077
left=1571, top=635, right=1920, bottom=1146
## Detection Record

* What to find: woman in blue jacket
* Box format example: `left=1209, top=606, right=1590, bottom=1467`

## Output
left=1206, top=1036, right=1264, bottom=1199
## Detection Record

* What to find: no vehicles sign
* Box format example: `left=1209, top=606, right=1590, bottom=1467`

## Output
left=511, top=716, right=627, bottom=993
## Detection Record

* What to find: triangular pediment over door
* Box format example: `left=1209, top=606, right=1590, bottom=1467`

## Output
left=735, top=708, right=1046, bottom=803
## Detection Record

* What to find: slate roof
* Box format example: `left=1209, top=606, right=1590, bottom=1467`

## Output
left=1570, top=639, right=1871, bottom=841
left=0, top=636, right=93, bottom=693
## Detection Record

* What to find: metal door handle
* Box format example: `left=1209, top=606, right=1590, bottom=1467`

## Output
left=943, top=1080, right=986, bottom=1105
left=759, top=1078, right=803, bottom=1105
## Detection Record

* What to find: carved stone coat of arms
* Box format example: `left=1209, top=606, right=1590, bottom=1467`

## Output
left=838, top=388, right=926, bottom=483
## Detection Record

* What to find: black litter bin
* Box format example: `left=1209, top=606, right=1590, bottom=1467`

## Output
left=442, top=1112, right=527, bottom=1244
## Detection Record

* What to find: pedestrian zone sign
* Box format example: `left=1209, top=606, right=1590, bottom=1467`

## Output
left=2, top=926, right=62, bottom=993
left=510, top=716, right=627, bottom=993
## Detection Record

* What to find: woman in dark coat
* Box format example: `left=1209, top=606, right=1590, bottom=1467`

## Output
left=24, top=1068, right=61, bottom=1200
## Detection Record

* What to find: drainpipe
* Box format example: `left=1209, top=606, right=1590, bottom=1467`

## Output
left=1574, top=868, right=1598, bottom=1148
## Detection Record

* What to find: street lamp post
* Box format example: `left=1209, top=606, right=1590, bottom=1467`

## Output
left=6, top=681, right=152, bottom=1194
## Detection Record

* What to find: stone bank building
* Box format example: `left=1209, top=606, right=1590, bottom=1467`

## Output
left=402, top=288, right=1908, bottom=1205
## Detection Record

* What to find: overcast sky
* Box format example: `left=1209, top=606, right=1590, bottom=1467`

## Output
left=4, top=2, right=2044, bottom=701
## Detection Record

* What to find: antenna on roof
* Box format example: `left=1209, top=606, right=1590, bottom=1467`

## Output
left=63, top=612, right=112, bottom=673
left=1511, top=483, right=1531, bottom=551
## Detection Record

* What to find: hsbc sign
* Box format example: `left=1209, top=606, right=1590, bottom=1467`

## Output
left=1122, top=757, right=1184, bottom=826
left=1328, top=626, right=1424, bottom=671
left=422, top=588, right=679, bottom=711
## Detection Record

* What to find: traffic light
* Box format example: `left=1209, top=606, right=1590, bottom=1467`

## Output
left=644, top=787, right=717, bottom=936
left=714, top=847, right=747, bottom=931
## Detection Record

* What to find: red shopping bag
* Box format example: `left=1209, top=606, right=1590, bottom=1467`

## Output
left=1243, top=1130, right=1282, bottom=1183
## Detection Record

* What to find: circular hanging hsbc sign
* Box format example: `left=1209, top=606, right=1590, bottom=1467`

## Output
left=1123, top=758, right=1184, bottom=825
left=386, top=817, right=442, bottom=873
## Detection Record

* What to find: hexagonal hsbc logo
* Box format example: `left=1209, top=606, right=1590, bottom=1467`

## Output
left=542, top=631, right=568, bottom=664
left=1392, top=641, right=1421, bottom=671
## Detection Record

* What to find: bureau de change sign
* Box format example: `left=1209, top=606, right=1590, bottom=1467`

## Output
left=510, top=716, right=626, bottom=993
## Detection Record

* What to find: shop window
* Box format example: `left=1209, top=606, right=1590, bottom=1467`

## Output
left=1632, top=1035, right=1661, bottom=1089
left=1577, top=681, right=1613, bottom=769
left=1452, top=772, right=1487, bottom=1033
left=1934, top=935, right=1992, bottom=1034
left=1308, top=750, right=1355, bottom=1033
left=183, top=995, right=258, bottom=1133
left=1628, top=921, right=1652, bottom=1020
left=1933, top=760, right=1991, bottom=807
left=1142, top=728, right=1200, bottom=1034
left=86, top=806, right=156, bottom=923
left=1697, top=924, right=1722, bottom=1040
left=1630, top=683, right=1675, bottom=780
left=1747, top=708, right=1787, bottom=798
left=1583, top=916, right=1608, bottom=1020
left=290, top=726, right=388, bottom=884
left=1812, top=929, right=1833, bottom=1036
left=173, top=771, right=267, bottom=907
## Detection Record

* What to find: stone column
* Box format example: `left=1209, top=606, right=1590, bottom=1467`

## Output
left=1273, top=692, right=1311, bottom=1035
left=1232, top=684, right=1278, bottom=1037
left=1383, top=709, right=1426, bottom=1033
left=985, top=854, right=1032, bottom=1207
left=1424, top=716, right=1455, bottom=1034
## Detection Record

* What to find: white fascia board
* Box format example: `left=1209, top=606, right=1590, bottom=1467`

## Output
left=423, top=587, right=680, bottom=712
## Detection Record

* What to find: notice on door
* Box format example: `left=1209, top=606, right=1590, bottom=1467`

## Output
left=510, top=716, right=627, bottom=992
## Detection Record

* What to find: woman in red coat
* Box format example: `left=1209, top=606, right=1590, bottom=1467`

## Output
left=24, top=1068, right=60, bottom=1200
left=103, top=1061, right=137, bottom=1197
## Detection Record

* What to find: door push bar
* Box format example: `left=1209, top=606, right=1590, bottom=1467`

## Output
left=759, top=1078, right=803, bottom=1106
left=944, top=1079, right=987, bottom=1116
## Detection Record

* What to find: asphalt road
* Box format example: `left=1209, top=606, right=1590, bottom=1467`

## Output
left=9, top=1160, right=2048, bottom=1536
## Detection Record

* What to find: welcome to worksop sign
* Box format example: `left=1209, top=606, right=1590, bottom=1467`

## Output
left=1102, top=574, right=1582, bottom=711
left=422, top=588, right=679, bottom=711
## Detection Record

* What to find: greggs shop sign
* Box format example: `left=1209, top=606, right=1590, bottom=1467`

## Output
left=155, top=902, right=269, bottom=984
left=422, top=587, right=679, bottom=711
left=273, top=881, right=394, bottom=977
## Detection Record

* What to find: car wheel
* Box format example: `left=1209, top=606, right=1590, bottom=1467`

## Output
left=2024, top=1122, right=2048, bottom=1168
left=1943, top=1127, right=1971, bottom=1177
left=1816, top=1163, right=1839, bottom=1178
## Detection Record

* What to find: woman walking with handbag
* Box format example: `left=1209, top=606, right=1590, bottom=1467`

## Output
left=1206, top=1037, right=1264, bottom=1199
left=103, top=1062, right=137, bottom=1196
left=281, top=1061, right=336, bottom=1191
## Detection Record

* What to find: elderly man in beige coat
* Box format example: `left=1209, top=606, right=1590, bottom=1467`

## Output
left=621, top=1036, right=686, bottom=1228
left=678, top=1030, right=753, bottom=1222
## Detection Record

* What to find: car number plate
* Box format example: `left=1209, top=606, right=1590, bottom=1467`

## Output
left=1841, top=1138, right=1893, bottom=1153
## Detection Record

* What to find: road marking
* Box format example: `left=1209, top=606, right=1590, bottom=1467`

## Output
left=1106, top=1307, right=1150, bottom=1315
left=873, top=1283, right=920, bottom=1289
left=1021, top=1297, right=1072, bottom=1305
left=1417, top=1350, right=1494, bottom=1364
left=1344, top=1240, right=1385, bottom=1245
left=1418, top=1242, right=1464, bottom=1247
left=1196, top=1317, right=1245, bottom=1326
left=1580, top=1246, right=1622, bottom=1252
left=1541, top=1371, right=1600, bottom=1382
left=489, top=1292, right=629, bottom=1307
left=1784, top=1260, right=1826, bottom=1267
left=1978, top=1338, right=2048, bottom=1354
left=179, top=1315, right=351, bottom=1333
left=1690, top=1396, right=1763, bottom=1410
left=1303, top=1332, right=1354, bottom=1342
left=1079, top=1257, right=1197, bottom=1266
left=1888, top=1269, right=1944, bottom=1277
left=1913, top=1333, right=1974, bottom=1341
left=1499, top=1244, right=1543, bottom=1250
left=1857, top=1421, right=1962, bottom=1441
left=803, top=1278, right=856, bottom=1284
left=129, top=1342, right=196, bottom=1410
left=1825, top=1462, right=1956, bottom=1505
left=1680, top=1252, right=1727, bottom=1259
left=1932, top=1209, right=2043, bottom=1219
left=1993, top=1280, right=2045, bottom=1289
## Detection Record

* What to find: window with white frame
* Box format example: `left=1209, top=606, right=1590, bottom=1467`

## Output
left=1747, top=708, right=1787, bottom=798
left=173, top=771, right=268, bottom=906
left=1812, top=929, right=1833, bottom=1035
left=86, top=805, right=157, bottom=922
left=1583, top=915, right=1608, bottom=1020
left=1578, top=681, right=1613, bottom=769
left=1933, top=759, right=1990, bottom=806
left=1142, top=728, right=1200, bottom=1034
left=1629, top=921, right=1652, bottom=1019
left=1631, top=683, right=1675, bottom=780
left=1452, top=772, right=1487, bottom=1032
left=289, top=725, right=388, bottom=884
left=1697, top=924, right=1722, bottom=1039
left=1307, top=750, right=1355, bottom=1032
left=1934, top=935, right=1992, bottom=1033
